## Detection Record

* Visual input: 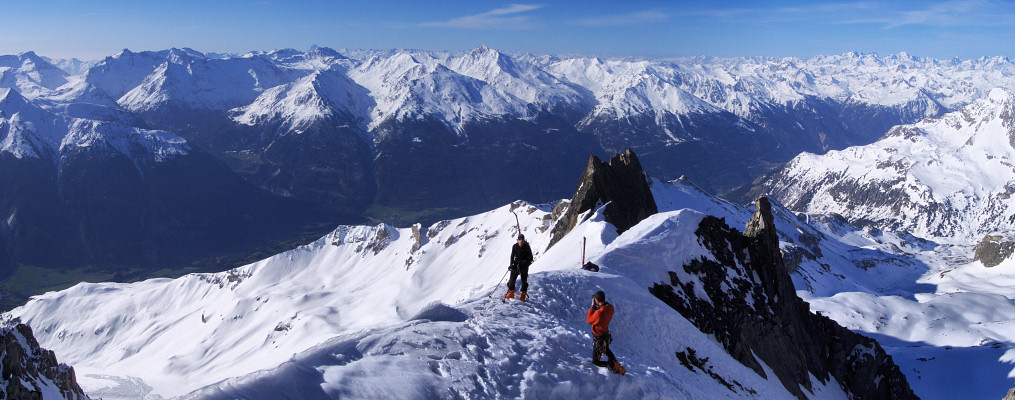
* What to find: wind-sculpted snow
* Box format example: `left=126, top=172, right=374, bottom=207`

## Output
left=761, top=88, right=1015, bottom=242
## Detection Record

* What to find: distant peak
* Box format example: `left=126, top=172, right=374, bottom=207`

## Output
left=470, top=44, right=499, bottom=58
left=0, top=87, right=28, bottom=108
left=988, top=88, right=1011, bottom=103
left=308, top=45, right=344, bottom=59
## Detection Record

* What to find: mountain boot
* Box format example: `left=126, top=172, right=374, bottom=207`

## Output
left=519, top=292, right=527, bottom=302
left=503, top=290, right=514, bottom=299
left=611, top=362, right=626, bottom=375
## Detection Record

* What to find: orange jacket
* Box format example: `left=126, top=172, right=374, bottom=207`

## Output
left=586, top=303, right=614, bottom=337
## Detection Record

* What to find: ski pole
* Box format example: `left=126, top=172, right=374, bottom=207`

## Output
left=489, top=268, right=510, bottom=298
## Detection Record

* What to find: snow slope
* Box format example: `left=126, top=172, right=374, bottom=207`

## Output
left=0, top=51, right=70, bottom=98
left=8, top=181, right=876, bottom=400
left=761, top=88, right=1015, bottom=242
left=349, top=52, right=536, bottom=133
left=230, top=70, right=374, bottom=133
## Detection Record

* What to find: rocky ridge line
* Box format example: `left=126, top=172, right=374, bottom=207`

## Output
left=650, top=197, right=917, bottom=400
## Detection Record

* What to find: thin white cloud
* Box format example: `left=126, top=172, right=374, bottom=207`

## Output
left=572, top=10, right=666, bottom=27
left=420, top=4, right=544, bottom=29
left=685, top=2, right=875, bottom=22
left=880, top=0, right=1015, bottom=28
left=684, top=0, right=1015, bottom=28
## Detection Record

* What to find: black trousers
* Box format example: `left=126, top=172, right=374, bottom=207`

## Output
left=507, top=262, right=529, bottom=293
left=592, top=332, right=617, bottom=368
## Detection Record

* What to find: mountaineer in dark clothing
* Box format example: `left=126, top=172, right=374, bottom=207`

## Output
left=504, top=234, right=534, bottom=301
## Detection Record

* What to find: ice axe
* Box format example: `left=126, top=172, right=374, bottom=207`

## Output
left=511, top=210, right=521, bottom=236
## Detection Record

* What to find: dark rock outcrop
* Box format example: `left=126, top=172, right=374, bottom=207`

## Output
left=1, top=322, right=88, bottom=399
left=649, top=196, right=917, bottom=400
left=548, top=149, right=658, bottom=248
left=974, top=234, right=1015, bottom=267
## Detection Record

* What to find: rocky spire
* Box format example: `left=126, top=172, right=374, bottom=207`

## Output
left=548, top=149, right=657, bottom=248
left=650, top=196, right=917, bottom=400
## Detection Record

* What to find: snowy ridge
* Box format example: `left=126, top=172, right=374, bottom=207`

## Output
left=230, top=69, right=373, bottom=132
left=63, top=119, right=190, bottom=167
left=350, top=52, right=536, bottom=132
left=0, top=87, right=68, bottom=159
left=83, top=49, right=207, bottom=101
left=442, top=45, right=593, bottom=113
left=548, top=58, right=723, bottom=123
left=0, top=51, right=70, bottom=98
left=118, top=57, right=295, bottom=113
left=42, top=79, right=137, bottom=122
left=49, top=46, right=1015, bottom=143
left=0, top=86, right=189, bottom=166
left=6, top=180, right=934, bottom=399
left=761, top=88, right=1015, bottom=242
left=9, top=46, right=1015, bottom=159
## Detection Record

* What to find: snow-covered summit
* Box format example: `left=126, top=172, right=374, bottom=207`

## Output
left=230, top=69, right=373, bottom=133
left=351, top=52, right=536, bottom=132
left=0, top=51, right=70, bottom=98
left=443, top=45, right=593, bottom=115
left=0, top=87, right=69, bottom=159
left=759, top=88, right=1015, bottom=241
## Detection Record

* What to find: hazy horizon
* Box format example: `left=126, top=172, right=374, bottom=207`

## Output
left=4, top=0, right=1015, bottom=61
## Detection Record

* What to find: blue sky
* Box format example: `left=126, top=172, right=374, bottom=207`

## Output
left=3, top=0, right=1015, bottom=60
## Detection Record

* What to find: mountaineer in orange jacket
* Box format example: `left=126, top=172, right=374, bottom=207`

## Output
left=587, top=290, right=625, bottom=374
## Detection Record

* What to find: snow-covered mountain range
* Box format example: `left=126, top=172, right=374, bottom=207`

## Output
left=2, top=46, right=1014, bottom=276
left=12, top=46, right=1015, bottom=205
left=747, top=88, right=1015, bottom=243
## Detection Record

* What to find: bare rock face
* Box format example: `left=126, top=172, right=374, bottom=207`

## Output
left=1, top=322, right=88, bottom=399
left=1003, top=387, right=1015, bottom=400
left=548, top=149, right=657, bottom=248
left=649, top=196, right=917, bottom=400
left=974, top=234, right=1015, bottom=267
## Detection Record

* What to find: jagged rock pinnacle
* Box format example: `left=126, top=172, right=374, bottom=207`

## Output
left=548, top=149, right=658, bottom=248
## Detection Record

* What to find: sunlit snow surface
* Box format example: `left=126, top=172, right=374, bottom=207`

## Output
left=9, top=179, right=1015, bottom=399
left=10, top=182, right=840, bottom=400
